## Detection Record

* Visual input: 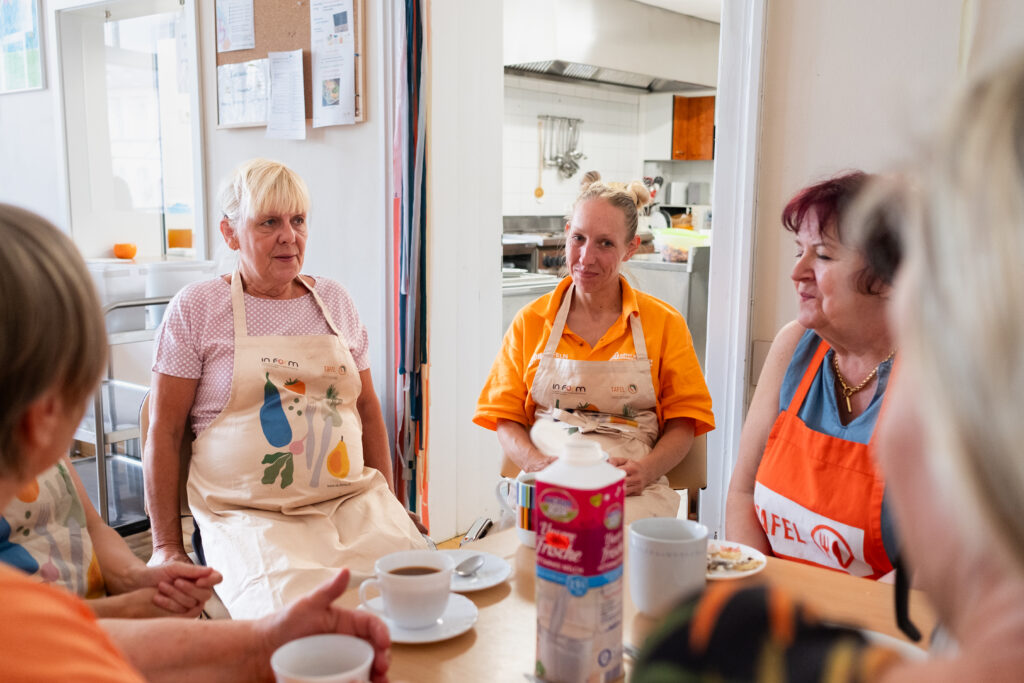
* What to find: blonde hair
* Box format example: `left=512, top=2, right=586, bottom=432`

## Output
left=894, top=52, right=1024, bottom=573
left=219, top=158, right=310, bottom=230
left=570, top=170, right=651, bottom=240
left=0, top=205, right=107, bottom=478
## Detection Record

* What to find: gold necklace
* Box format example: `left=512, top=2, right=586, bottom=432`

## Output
left=832, top=350, right=896, bottom=413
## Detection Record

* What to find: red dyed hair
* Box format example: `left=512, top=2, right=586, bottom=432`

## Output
left=782, top=171, right=890, bottom=295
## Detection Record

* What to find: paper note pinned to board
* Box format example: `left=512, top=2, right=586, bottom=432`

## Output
left=215, top=0, right=255, bottom=53
left=310, top=0, right=356, bottom=127
left=266, top=50, right=306, bottom=140
left=217, top=59, right=269, bottom=127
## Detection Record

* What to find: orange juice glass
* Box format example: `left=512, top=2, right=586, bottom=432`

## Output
left=167, top=229, right=193, bottom=249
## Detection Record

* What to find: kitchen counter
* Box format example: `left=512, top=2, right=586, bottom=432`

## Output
left=625, top=245, right=709, bottom=366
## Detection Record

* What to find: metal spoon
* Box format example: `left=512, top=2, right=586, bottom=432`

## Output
left=454, top=554, right=485, bottom=577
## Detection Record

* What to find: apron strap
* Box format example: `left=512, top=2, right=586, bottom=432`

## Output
left=542, top=281, right=649, bottom=360
left=542, top=283, right=575, bottom=355
left=230, top=271, right=347, bottom=341
left=230, top=270, right=248, bottom=338
left=628, top=311, right=648, bottom=361
left=786, top=339, right=830, bottom=415
left=296, top=276, right=345, bottom=339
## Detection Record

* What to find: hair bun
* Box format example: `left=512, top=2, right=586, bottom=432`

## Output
left=579, top=170, right=602, bottom=191
left=627, top=181, right=652, bottom=210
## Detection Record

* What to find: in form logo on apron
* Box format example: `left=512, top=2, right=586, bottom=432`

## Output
left=261, top=356, right=300, bottom=368
left=552, top=383, right=587, bottom=395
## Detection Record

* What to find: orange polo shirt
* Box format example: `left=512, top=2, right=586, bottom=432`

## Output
left=0, top=564, right=143, bottom=681
left=474, top=276, right=714, bottom=435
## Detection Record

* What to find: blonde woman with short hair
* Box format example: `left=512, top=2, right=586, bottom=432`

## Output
left=145, top=158, right=428, bottom=619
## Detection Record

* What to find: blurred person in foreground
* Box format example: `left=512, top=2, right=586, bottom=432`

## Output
left=0, top=203, right=390, bottom=682
left=636, top=52, right=1024, bottom=683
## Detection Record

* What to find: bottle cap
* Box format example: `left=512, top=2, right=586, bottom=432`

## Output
left=560, top=440, right=606, bottom=466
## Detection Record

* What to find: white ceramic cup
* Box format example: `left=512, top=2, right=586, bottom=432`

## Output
left=628, top=517, right=708, bottom=617
left=358, top=549, right=454, bottom=629
left=270, top=634, right=373, bottom=683
left=495, top=471, right=537, bottom=547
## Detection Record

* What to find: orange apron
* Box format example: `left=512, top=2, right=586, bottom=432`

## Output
left=753, top=340, right=892, bottom=579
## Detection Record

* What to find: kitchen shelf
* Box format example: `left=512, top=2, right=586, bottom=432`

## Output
left=77, top=296, right=170, bottom=529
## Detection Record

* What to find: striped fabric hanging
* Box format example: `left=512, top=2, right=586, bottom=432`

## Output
left=391, top=0, right=427, bottom=523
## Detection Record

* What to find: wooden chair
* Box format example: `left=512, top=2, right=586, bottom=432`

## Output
left=500, top=432, right=707, bottom=520
left=665, top=432, right=706, bottom=521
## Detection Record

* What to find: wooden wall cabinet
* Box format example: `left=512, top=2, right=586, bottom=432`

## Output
left=671, top=95, right=715, bottom=160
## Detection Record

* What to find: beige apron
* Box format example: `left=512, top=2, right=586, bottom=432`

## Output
left=187, top=272, right=426, bottom=619
left=1, top=463, right=104, bottom=598
left=529, top=283, right=679, bottom=522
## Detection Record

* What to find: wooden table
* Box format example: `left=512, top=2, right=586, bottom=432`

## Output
left=336, top=528, right=936, bottom=682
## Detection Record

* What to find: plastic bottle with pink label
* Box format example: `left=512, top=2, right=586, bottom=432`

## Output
left=534, top=440, right=626, bottom=683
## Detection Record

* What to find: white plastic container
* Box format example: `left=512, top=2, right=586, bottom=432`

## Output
left=145, top=260, right=217, bottom=328
left=535, top=441, right=625, bottom=683
left=86, top=261, right=148, bottom=332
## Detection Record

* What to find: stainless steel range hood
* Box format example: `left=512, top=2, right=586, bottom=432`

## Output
left=504, top=0, right=719, bottom=93
left=504, top=60, right=707, bottom=93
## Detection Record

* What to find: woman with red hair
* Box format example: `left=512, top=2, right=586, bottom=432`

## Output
left=726, top=171, right=900, bottom=580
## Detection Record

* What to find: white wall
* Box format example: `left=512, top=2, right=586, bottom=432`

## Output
left=748, top=0, right=964, bottom=392
left=0, top=2, right=395, bottom=420
left=748, top=0, right=1024, bottom=395
left=426, top=1, right=505, bottom=541
left=196, top=2, right=393, bottom=412
left=503, top=75, right=642, bottom=216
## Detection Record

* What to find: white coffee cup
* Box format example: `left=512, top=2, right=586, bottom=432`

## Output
left=270, top=634, right=373, bottom=683
left=495, top=471, right=537, bottom=547
left=628, top=517, right=708, bottom=617
left=358, top=549, right=454, bottom=629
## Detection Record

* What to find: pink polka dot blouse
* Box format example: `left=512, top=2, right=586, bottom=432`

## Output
left=152, top=276, right=370, bottom=436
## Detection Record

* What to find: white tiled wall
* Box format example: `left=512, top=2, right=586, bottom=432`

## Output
left=503, top=75, right=643, bottom=217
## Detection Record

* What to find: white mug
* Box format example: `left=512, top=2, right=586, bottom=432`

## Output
left=495, top=471, right=537, bottom=547
left=358, top=550, right=454, bottom=629
left=628, top=517, right=708, bottom=617
left=270, top=634, right=373, bottom=683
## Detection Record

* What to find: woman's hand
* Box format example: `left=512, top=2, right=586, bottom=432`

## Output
left=257, top=569, right=391, bottom=683
left=130, top=562, right=222, bottom=616
left=101, top=587, right=205, bottom=620
left=608, top=456, right=654, bottom=496
left=148, top=545, right=194, bottom=568
left=407, top=510, right=429, bottom=535
left=522, top=450, right=557, bottom=473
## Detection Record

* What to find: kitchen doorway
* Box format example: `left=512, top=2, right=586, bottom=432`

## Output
left=424, top=1, right=764, bottom=542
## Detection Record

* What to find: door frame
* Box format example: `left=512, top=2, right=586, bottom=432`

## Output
left=701, top=0, right=767, bottom=538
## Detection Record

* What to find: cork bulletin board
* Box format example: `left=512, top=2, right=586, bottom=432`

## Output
left=215, top=0, right=365, bottom=124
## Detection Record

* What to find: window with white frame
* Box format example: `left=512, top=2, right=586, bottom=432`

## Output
left=56, top=0, right=204, bottom=260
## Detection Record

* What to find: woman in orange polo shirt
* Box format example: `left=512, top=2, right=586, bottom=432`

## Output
left=475, top=174, right=714, bottom=521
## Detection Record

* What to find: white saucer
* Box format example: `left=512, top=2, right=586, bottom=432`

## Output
left=359, top=594, right=478, bottom=644
left=440, top=549, right=512, bottom=593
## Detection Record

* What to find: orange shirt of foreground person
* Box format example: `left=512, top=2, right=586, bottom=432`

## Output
left=0, top=564, right=144, bottom=681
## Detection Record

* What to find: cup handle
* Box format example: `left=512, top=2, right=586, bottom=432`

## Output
left=494, top=479, right=515, bottom=515
left=358, top=579, right=386, bottom=617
